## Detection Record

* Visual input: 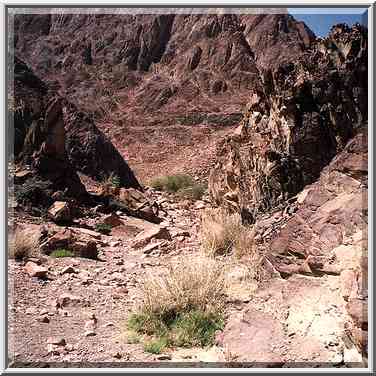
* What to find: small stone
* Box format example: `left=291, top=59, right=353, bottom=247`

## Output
left=24, top=262, right=47, bottom=279
left=47, top=344, right=59, bottom=355
left=64, top=344, right=75, bottom=352
left=84, top=330, right=96, bottom=337
left=38, top=316, right=50, bottom=323
left=26, top=307, right=37, bottom=315
left=61, top=266, right=77, bottom=275
left=113, top=352, right=122, bottom=359
left=103, top=213, right=123, bottom=227
left=57, top=293, right=81, bottom=307
left=104, top=322, right=115, bottom=328
left=47, top=337, right=66, bottom=346
left=157, top=354, right=171, bottom=360
left=48, top=201, right=71, bottom=223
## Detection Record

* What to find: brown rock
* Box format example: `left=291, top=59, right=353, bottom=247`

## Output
left=132, top=226, right=171, bottom=249
left=61, top=266, right=77, bottom=275
left=24, top=261, right=47, bottom=278
left=57, top=293, right=82, bottom=307
left=47, top=337, right=66, bottom=346
left=71, top=240, right=98, bottom=259
left=346, top=298, right=368, bottom=330
left=340, top=269, right=357, bottom=302
left=102, top=213, right=123, bottom=227
left=48, top=201, right=71, bottom=223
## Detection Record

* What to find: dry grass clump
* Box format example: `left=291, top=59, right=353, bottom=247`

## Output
left=127, top=257, right=226, bottom=349
left=200, top=208, right=255, bottom=257
left=9, top=228, right=39, bottom=261
left=142, top=257, right=226, bottom=316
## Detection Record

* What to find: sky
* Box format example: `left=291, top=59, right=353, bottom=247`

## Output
left=288, top=8, right=368, bottom=37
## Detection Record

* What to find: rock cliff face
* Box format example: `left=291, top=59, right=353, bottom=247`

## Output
left=11, top=56, right=87, bottom=201
left=208, top=24, right=367, bottom=221
left=11, top=56, right=141, bottom=193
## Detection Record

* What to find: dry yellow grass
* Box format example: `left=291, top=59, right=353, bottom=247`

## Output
left=200, top=208, right=264, bottom=279
left=140, top=257, right=226, bottom=316
left=200, top=208, right=255, bottom=256
left=9, top=228, right=39, bottom=260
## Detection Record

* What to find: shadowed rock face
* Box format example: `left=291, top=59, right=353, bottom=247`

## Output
left=11, top=56, right=141, bottom=193
left=12, top=56, right=87, bottom=200
left=208, top=23, right=367, bottom=221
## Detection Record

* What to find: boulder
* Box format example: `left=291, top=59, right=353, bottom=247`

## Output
left=47, top=201, right=71, bottom=223
left=40, top=227, right=98, bottom=259
left=132, top=225, right=171, bottom=249
left=24, top=261, right=47, bottom=278
left=102, top=213, right=123, bottom=227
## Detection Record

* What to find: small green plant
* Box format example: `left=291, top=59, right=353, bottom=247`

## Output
left=126, top=258, right=225, bottom=351
left=50, top=249, right=74, bottom=258
left=143, top=338, right=168, bottom=354
left=109, top=173, right=121, bottom=188
left=95, top=223, right=112, bottom=235
left=150, top=174, right=194, bottom=193
left=171, top=310, right=223, bottom=347
left=150, top=174, right=206, bottom=200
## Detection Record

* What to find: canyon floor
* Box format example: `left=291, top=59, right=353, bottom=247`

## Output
left=8, top=181, right=364, bottom=368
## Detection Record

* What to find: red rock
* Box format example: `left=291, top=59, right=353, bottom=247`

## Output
left=24, top=262, right=47, bottom=278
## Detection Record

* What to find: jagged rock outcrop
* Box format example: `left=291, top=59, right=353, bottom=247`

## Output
left=63, top=101, right=141, bottom=189
left=208, top=23, right=367, bottom=221
left=12, top=56, right=87, bottom=203
left=11, top=56, right=141, bottom=204
left=240, top=14, right=316, bottom=70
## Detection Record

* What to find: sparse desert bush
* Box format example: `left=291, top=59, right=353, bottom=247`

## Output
left=127, top=257, right=225, bottom=349
left=14, top=177, right=53, bottom=209
left=95, top=223, right=112, bottom=235
left=200, top=208, right=257, bottom=258
left=200, top=208, right=264, bottom=280
left=177, top=184, right=206, bottom=200
left=150, top=174, right=206, bottom=200
left=9, top=228, right=38, bottom=261
left=143, top=338, right=168, bottom=354
left=50, top=249, right=74, bottom=258
left=100, top=172, right=121, bottom=195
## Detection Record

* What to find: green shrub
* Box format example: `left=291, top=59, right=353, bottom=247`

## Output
left=171, top=310, right=223, bottom=347
left=150, top=174, right=206, bottom=200
left=150, top=174, right=194, bottom=193
left=143, top=338, right=168, bottom=354
left=177, top=184, right=206, bottom=200
left=50, top=249, right=74, bottom=258
left=126, top=258, right=225, bottom=351
left=95, top=223, right=112, bottom=235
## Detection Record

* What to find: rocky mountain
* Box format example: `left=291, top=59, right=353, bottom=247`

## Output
left=12, top=12, right=316, bottom=181
left=8, top=9, right=368, bottom=368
